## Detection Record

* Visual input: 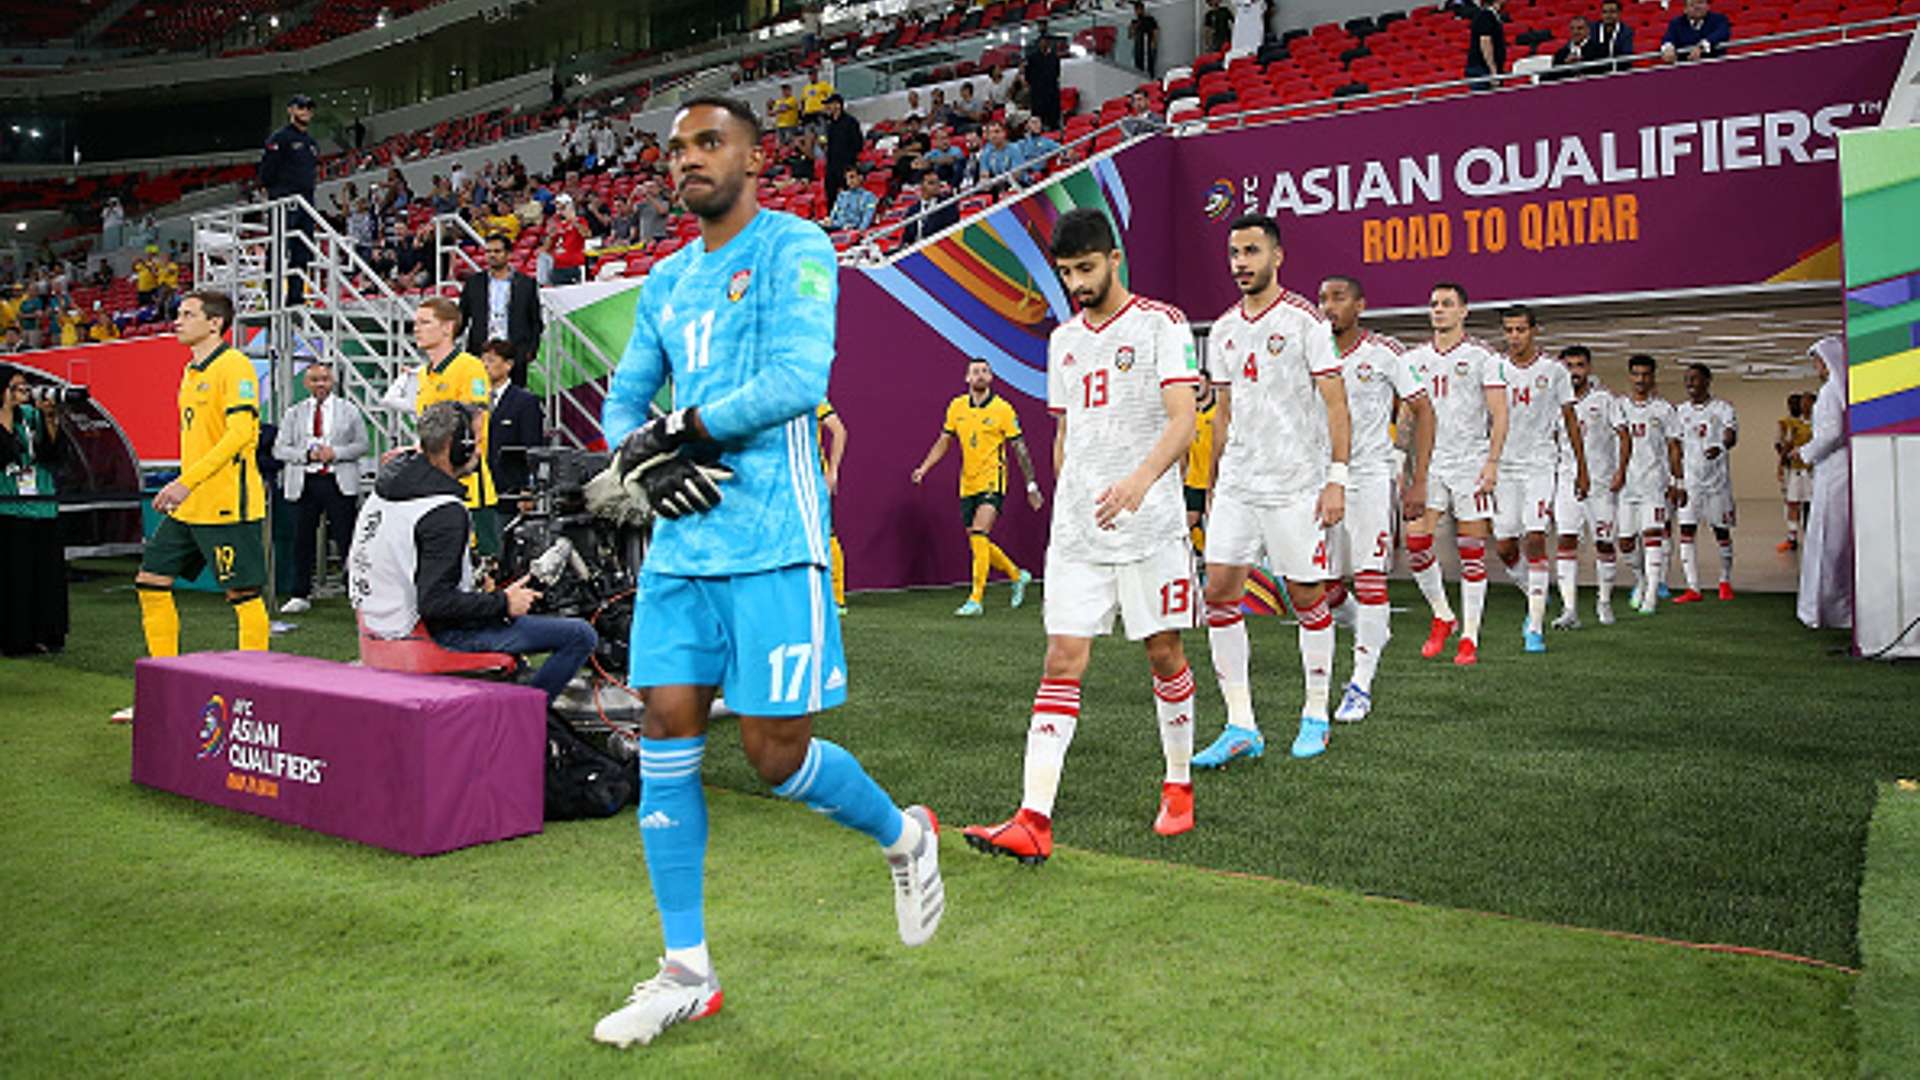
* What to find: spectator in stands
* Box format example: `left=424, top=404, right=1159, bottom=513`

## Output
left=56, top=304, right=83, bottom=348
left=952, top=82, right=987, bottom=131
left=923, top=126, right=966, bottom=185
left=260, top=93, right=320, bottom=305
left=1662, top=0, right=1730, bottom=63
left=785, top=130, right=820, bottom=182
left=461, top=234, right=544, bottom=385
left=771, top=82, right=803, bottom=140
left=272, top=360, right=369, bottom=615
left=1465, top=0, right=1508, bottom=91
left=890, top=121, right=931, bottom=188
left=393, top=225, right=433, bottom=291
left=154, top=250, right=181, bottom=319
left=581, top=194, right=614, bottom=239
left=1014, top=116, right=1060, bottom=185
left=479, top=198, right=521, bottom=242
left=830, top=167, right=880, bottom=231
left=347, top=198, right=377, bottom=260
left=1120, top=89, right=1165, bottom=137
left=1203, top=0, right=1233, bottom=53
left=1545, top=16, right=1603, bottom=80
left=969, top=120, right=1023, bottom=190
left=483, top=340, right=544, bottom=501
left=903, top=89, right=925, bottom=124
left=802, top=67, right=836, bottom=131
left=133, top=247, right=161, bottom=310
left=0, top=327, right=21, bottom=354
left=535, top=233, right=556, bottom=287
left=131, top=214, right=158, bottom=253
left=985, top=63, right=1017, bottom=112
left=101, top=197, right=125, bottom=251
left=902, top=171, right=959, bottom=246
left=351, top=400, right=597, bottom=704
left=1131, top=1, right=1161, bottom=76
left=548, top=196, right=588, bottom=286
left=1024, top=21, right=1064, bottom=129
left=381, top=167, right=414, bottom=214
left=824, top=94, right=865, bottom=210
left=330, top=181, right=361, bottom=223
left=516, top=185, right=545, bottom=227
left=427, top=176, right=457, bottom=214
left=633, top=179, right=671, bottom=244
left=89, top=305, right=119, bottom=343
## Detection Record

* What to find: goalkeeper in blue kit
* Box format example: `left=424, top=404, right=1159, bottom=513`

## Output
left=591, top=96, right=945, bottom=1049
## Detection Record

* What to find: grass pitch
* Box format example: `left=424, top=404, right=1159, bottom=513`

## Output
left=1, top=562, right=1911, bottom=1073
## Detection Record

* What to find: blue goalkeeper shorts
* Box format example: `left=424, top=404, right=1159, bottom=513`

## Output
left=628, top=564, right=848, bottom=717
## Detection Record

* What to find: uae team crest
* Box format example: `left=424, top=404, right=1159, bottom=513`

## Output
left=1267, top=334, right=1285, bottom=354
left=727, top=268, right=752, bottom=302
left=1114, top=346, right=1135, bottom=371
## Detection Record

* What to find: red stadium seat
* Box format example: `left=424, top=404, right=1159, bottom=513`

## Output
left=356, top=615, right=518, bottom=677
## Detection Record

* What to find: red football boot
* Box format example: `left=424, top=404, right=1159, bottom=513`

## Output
left=1420, top=617, right=1456, bottom=659
left=1717, top=581, right=1735, bottom=601
left=1153, top=782, right=1194, bottom=836
left=1453, top=638, right=1479, bottom=667
left=963, top=809, right=1053, bottom=865
left=1673, top=589, right=1705, bottom=604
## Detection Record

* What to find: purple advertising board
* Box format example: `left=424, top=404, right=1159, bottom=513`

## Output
left=1161, top=35, right=1909, bottom=314
left=132, top=652, right=547, bottom=856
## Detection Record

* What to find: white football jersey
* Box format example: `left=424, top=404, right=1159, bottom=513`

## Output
left=1209, top=289, right=1342, bottom=505
left=1572, top=382, right=1623, bottom=482
left=1405, top=336, right=1505, bottom=477
left=1615, top=395, right=1679, bottom=500
left=1497, top=354, right=1574, bottom=479
left=1340, top=332, right=1424, bottom=482
left=1047, top=295, right=1200, bottom=563
left=1675, top=396, right=1738, bottom=493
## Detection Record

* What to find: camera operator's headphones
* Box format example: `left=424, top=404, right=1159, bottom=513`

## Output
left=446, top=401, right=479, bottom=471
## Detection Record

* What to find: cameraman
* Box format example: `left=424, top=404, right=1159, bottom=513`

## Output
left=349, top=401, right=596, bottom=702
left=0, top=366, right=67, bottom=654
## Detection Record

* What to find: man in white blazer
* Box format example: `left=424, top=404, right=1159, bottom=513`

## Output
left=272, top=360, right=371, bottom=612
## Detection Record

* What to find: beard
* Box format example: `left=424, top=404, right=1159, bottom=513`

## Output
left=680, top=168, right=746, bottom=221
left=1236, top=265, right=1273, bottom=296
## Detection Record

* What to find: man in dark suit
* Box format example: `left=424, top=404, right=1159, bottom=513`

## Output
left=459, top=234, right=544, bottom=386
left=1661, top=0, right=1731, bottom=62
left=1544, top=15, right=1604, bottom=80
left=902, top=171, right=960, bottom=247
left=1024, top=22, right=1064, bottom=129
left=482, top=340, right=545, bottom=500
left=823, top=95, right=865, bottom=211
left=1591, top=0, right=1636, bottom=74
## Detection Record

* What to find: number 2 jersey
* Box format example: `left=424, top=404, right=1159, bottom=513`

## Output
left=1674, top=396, right=1738, bottom=493
left=1047, top=295, right=1200, bottom=564
left=603, top=209, right=840, bottom=577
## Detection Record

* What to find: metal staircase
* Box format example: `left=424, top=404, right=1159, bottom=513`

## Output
left=191, top=195, right=420, bottom=457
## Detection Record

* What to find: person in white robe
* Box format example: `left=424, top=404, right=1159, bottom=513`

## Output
left=1795, top=335, right=1851, bottom=630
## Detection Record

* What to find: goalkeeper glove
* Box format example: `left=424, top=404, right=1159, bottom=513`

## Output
left=614, top=408, right=734, bottom=519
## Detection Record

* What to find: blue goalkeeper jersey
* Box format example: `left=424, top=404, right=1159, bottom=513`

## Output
left=603, top=208, right=838, bottom=577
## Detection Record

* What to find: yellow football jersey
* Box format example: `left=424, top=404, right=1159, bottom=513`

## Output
left=1782, top=416, right=1811, bottom=471
left=944, top=392, right=1021, bottom=497
left=174, top=345, right=264, bottom=524
left=816, top=400, right=836, bottom=472
left=1186, top=398, right=1216, bottom=490
left=416, top=350, right=497, bottom=508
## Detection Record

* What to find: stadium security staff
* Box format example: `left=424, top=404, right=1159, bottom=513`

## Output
left=348, top=400, right=596, bottom=702
left=259, top=93, right=320, bottom=304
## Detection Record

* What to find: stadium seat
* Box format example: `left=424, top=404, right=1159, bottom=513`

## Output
left=355, top=614, right=519, bottom=677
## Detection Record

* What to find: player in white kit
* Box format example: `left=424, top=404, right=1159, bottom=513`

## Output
left=1190, top=214, right=1353, bottom=765
left=1552, top=346, right=1628, bottom=626
left=1317, top=275, right=1433, bottom=722
left=1614, top=354, right=1685, bottom=615
left=1491, top=306, right=1587, bottom=653
left=1402, top=283, right=1509, bottom=667
left=963, top=209, right=1202, bottom=865
left=1672, top=363, right=1739, bottom=603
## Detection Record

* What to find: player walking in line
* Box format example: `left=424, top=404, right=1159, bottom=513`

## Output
left=818, top=399, right=849, bottom=614
left=1491, top=306, right=1587, bottom=653
left=1551, top=346, right=1628, bottom=627
left=1401, top=283, right=1509, bottom=666
left=136, top=291, right=270, bottom=659
left=963, top=208, right=1202, bottom=862
left=1188, top=213, right=1352, bottom=765
left=592, top=98, right=943, bottom=1050
left=410, top=297, right=501, bottom=557
left=1317, top=275, right=1433, bottom=722
left=910, top=357, right=1044, bottom=616
left=1614, top=354, right=1686, bottom=616
left=1672, top=363, right=1739, bottom=602
left=1775, top=392, right=1811, bottom=553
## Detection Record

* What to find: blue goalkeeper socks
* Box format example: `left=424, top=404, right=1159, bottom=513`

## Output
left=771, top=738, right=905, bottom=848
left=638, top=736, right=708, bottom=951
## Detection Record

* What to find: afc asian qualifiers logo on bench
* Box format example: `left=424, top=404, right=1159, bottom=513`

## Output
left=195, top=695, right=229, bottom=760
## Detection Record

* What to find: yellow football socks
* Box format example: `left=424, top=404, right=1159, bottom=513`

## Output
left=137, top=586, right=180, bottom=658
left=830, top=534, right=847, bottom=608
left=968, top=533, right=990, bottom=603
left=232, top=595, right=270, bottom=651
left=986, top=541, right=1019, bottom=580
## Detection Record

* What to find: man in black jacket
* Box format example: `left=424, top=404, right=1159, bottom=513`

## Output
left=822, top=95, right=865, bottom=212
left=1024, top=23, right=1063, bottom=129
left=459, top=234, right=545, bottom=385
left=348, top=401, right=595, bottom=701
left=482, top=339, right=546, bottom=499
left=902, top=171, right=959, bottom=246
left=1544, top=15, right=1604, bottom=80
left=259, top=93, right=320, bottom=304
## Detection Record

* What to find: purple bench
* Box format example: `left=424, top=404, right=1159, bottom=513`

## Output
left=132, top=651, right=547, bottom=856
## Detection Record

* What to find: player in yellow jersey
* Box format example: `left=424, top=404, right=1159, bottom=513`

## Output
left=910, top=357, right=1043, bottom=616
left=1775, top=391, right=1812, bottom=552
left=411, top=297, right=500, bottom=555
left=1184, top=370, right=1217, bottom=555
left=818, top=399, right=849, bottom=613
left=136, top=291, right=271, bottom=658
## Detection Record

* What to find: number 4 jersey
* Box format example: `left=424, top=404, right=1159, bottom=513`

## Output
left=1047, top=295, right=1200, bottom=564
